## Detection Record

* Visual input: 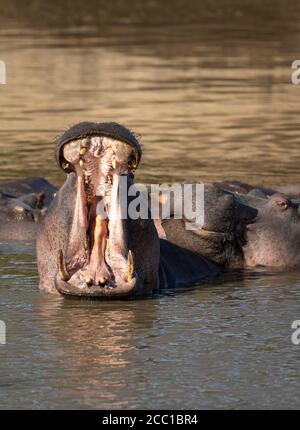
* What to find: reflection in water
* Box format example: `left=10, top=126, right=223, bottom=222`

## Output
left=1, top=4, right=300, bottom=409
left=0, top=244, right=300, bottom=408
left=35, top=298, right=158, bottom=408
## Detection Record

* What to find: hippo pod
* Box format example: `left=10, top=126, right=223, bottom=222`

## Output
left=37, top=122, right=221, bottom=299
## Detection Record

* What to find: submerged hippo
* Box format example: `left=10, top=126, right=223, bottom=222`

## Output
left=0, top=177, right=57, bottom=242
left=243, top=193, right=300, bottom=268
left=157, top=178, right=300, bottom=270
left=37, top=122, right=221, bottom=299
left=215, top=182, right=300, bottom=268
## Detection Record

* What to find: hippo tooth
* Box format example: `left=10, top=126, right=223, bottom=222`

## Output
left=124, top=250, right=134, bottom=282
left=99, top=276, right=107, bottom=286
left=112, top=158, right=117, bottom=169
left=85, top=276, right=94, bottom=286
left=57, top=249, right=70, bottom=281
left=79, top=159, right=84, bottom=167
left=80, top=147, right=87, bottom=155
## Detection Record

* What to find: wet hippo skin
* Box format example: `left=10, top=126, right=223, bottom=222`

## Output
left=243, top=193, right=300, bottom=268
left=214, top=186, right=300, bottom=269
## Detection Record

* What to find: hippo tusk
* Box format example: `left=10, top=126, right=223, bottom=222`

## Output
left=85, top=276, right=94, bottom=286
left=124, top=250, right=134, bottom=282
left=57, top=249, right=70, bottom=281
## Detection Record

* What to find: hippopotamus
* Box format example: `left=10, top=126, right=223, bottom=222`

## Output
left=155, top=181, right=258, bottom=267
left=37, top=122, right=221, bottom=299
left=0, top=177, right=56, bottom=207
left=0, top=177, right=57, bottom=242
left=243, top=193, right=300, bottom=268
left=163, top=182, right=300, bottom=270
left=213, top=181, right=300, bottom=268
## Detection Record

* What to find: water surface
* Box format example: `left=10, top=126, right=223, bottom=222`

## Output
left=1, top=10, right=300, bottom=409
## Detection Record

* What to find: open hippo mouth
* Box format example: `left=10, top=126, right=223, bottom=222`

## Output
left=54, top=126, right=142, bottom=298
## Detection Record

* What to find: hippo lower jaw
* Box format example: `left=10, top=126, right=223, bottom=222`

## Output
left=55, top=276, right=137, bottom=299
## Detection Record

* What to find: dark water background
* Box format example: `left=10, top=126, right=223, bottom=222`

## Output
left=0, top=0, right=300, bottom=409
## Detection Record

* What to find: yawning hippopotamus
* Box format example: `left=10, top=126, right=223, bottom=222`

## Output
left=37, top=122, right=221, bottom=299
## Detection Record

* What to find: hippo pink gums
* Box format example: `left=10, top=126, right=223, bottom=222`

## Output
left=1, top=122, right=300, bottom=299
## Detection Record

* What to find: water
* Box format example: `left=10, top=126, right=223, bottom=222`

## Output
left=1, top=4, right=300, bottom=409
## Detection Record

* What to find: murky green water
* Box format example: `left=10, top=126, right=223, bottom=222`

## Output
left=1, top=4, right=300, bottom=409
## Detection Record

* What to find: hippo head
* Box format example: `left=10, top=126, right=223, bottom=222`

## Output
left=157, top=182, right=258, bottom=267
left=243, top=193, right=300, bottom=268
left=45, top=122, right=160, bottom=298
left=0, top=191, right=41, bottom=222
